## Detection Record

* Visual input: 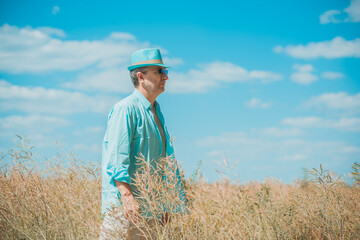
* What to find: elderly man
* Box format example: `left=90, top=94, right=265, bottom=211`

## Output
left=100, top=48, right=186, bottom=239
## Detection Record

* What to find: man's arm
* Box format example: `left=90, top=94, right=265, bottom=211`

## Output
left=105, top=105, right=134, bottom=186
left=115, top=181, right=140, bottom=222
left=104, top=105, right=139, bottom=220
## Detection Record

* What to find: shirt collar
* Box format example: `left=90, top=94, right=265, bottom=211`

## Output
left=133, top=89, right=159, bottom=110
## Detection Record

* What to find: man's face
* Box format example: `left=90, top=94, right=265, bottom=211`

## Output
left=140, top=66, right=169, bottom=96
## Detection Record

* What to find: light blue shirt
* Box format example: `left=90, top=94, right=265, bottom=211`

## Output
left=101, top=89, right=186, bottom=217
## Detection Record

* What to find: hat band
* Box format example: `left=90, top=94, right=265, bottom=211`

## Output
left=131, top=59, right=163, bottom=66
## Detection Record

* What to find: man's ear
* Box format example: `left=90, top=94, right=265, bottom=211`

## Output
left=137, top=72, right=145, bottom=84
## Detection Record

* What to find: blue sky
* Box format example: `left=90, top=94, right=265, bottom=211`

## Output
left=1, top=0, right=359, bottom=183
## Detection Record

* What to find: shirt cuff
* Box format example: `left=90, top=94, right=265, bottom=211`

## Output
left=107, top=168, right=132, bottom=187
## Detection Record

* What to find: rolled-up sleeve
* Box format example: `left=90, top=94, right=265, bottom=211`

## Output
left=104, top=105, right=134, bottom=187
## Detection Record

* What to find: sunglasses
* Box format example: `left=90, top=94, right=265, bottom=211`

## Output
left=158, top=68, right=168, bottom=76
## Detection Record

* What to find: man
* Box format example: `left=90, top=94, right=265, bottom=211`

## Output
left=100, top=48, right=186, bottom=239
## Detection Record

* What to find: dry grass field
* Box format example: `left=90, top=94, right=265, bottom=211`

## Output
left=1, top=137, right=360, bottom=239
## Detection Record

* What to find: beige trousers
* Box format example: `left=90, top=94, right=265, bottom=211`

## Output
left=100, top=208, right=157, bottom=240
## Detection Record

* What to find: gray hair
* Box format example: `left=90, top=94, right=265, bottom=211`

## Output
left=130, top=67, right=148, bottom=87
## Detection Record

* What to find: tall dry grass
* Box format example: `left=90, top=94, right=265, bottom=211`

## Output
left=0, top=137, right=101, bottom=239
left=1, top=137, right=360, bottom=239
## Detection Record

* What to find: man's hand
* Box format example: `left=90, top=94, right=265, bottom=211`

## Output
left=115, top=181, right=140, bottom=223
left=122, top=194, right=140, bottom=223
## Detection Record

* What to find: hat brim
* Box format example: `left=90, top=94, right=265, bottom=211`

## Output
left=127, top=63, right=170, bottom=71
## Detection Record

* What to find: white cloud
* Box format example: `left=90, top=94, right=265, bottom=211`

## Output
left=290, top=64, right=318, bottom=85
left=320, top=0, right=360, bottom=24
left=197, top=131, right=252, bottom=147
left=194, top=126, right=358, bottom=182
left=0, top=132, right=60, bottom=149
left=345, top=0, right=360, bottom=22
left=281, top=154, right=308, bottom=161
left=0, top=114, right=71, bottom=149
left=305, top=92, right=360, bottom=115
left=166, top=61, right=283, bottom=93
left=282, top=116, right=360, bottom=132
left=73, top=126, right=104, bottom=136
left=0, top=24, right=148, bottom=73
left=197, top=130, right=359, bottom=168
left=52, top=6, right=60, bottom=15
left=254, top=127, right=304, bottom=137
left=162, top=57, right=184, bottom=66
left=0, top=80, right=118, bottom=115
left=340, top=146, right=360, bottom=154
left=63, top=68, right=133, bottom=93
left=0, top=24, right=279, bottom=94
left=0, top=115, right=70, bottom=131
left=290, top=72, right=318, bottom=85
left=0, top=24, right=186, bottom=94
left=109, top=32, right=136, bottom=41
left=320, top=10, right=343, bottom=24
left=292, top=64, right=315, bottom=72
left=245, top=98, right=272, bottom=109
left=36, top=27, right=65, bottom=38
left=72, top=143, right=101, bottom=153
left=274, top=37, right=360, bottom=59
left=321, top=71, right=345, bottom=80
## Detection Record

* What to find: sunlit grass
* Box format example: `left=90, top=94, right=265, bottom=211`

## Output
left=1, top=137, right=359, bottom=239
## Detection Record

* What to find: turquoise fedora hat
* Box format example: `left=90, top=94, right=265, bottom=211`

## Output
left=127, top=48, right=170, bottom=71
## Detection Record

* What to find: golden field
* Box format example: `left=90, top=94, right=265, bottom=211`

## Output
left=1, top=137, right=359, bottom=239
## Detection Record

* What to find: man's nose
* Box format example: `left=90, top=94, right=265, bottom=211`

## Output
left=162, top=73, right=169, bottom=80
